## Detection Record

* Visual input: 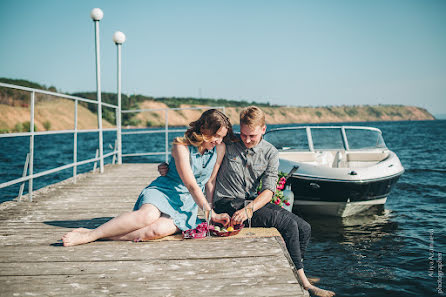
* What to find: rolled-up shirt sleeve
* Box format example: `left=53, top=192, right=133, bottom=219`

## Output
left=260, top=149, right=279, bottom=194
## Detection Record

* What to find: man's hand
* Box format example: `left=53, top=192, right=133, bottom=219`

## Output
left=212, top=212, right=231, bottom=227
left=158, top=162, right=168, bottom=176
left=231, top=208, right=249, bottom=225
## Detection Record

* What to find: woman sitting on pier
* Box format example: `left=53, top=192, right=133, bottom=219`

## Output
left=62, top=109, right=232, bottom=246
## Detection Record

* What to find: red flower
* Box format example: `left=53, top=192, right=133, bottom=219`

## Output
left=262, top=172, right=290, bottom=209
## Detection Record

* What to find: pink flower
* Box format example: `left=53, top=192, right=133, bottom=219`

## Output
left=276, top=184, right=284, bottom=190
left=275, top=198, right=281, bottom=205
left=280, top=177, right=286, bottom=182
left=285, top=201, right=291, bottom=206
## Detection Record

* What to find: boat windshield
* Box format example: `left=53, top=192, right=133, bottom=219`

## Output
left=264, top=127, right=387, bottom=151
left=311, top=128, right=344, bottom=149
left=263, top=128, right=309, bottom=151
left=345, top=128, right=386, bottom=149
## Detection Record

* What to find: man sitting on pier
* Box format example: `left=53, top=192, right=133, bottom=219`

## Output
left=159, top=106, right=335, bottom=297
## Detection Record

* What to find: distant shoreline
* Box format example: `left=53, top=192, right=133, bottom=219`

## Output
left=0, top=78, right=436, bottom=132
left=0, top=101, right=436, bottom=133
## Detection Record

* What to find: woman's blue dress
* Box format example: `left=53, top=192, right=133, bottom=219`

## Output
left=133, top=145, right=217, bottom=231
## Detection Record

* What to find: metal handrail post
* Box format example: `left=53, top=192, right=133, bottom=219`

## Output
left=93, top=149, right=99, bottom=173
left=112, top=139, right=118, bottom=164
left=93, top=16, right=104, bottom=173
left=306, top=127, right=314, bottom=152
left=29, top=91, right=35, bottom=201
left=73, top=99, right=78, bottom=183
left=116, top=42, right=122, bottom=164
left=18, top=153, right=30, bottom=201
left=341, top=126, right=350, bottom=151
left=165, top=109, right=169, bottom=163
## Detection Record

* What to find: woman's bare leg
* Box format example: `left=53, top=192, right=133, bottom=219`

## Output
left=62, top=204, right=161, bottom=246
left=297, top=268, right=335, bottom=297
left=109, top=216, right=180, bottom=241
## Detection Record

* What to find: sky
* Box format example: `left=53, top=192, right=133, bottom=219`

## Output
left=1, top=0, right=445, bottom=115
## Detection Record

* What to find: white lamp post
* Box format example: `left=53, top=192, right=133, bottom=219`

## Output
left=91, top=8, right=104, bottom=173
left=113, top=31, right=126, bottom=165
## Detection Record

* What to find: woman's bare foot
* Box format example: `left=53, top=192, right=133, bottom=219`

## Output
left=305, top=285, right=335, bottom=297
left=62, top=230, right=95, bottom=247
left=72, top=228, right=90, bottom=233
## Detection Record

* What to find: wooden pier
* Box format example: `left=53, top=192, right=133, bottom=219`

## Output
left=0, top=164, right=308, bottom=297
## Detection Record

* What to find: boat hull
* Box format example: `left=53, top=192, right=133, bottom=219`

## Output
left=288, top=174, right=401, bottom=217
left=293, top=198, right=387, bottom=217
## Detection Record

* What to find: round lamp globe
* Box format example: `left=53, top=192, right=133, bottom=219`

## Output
left=90, top=8, right=104, bottom=21
left=113, top=31, right=126, bottom=44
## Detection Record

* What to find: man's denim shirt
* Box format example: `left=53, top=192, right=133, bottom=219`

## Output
left=214, top=136, right=279, bottom=202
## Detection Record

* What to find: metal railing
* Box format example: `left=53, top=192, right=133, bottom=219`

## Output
left=0, top=82, right=118, bottom=201
left=121, top=106, right=225, bottom=163
left=0, top=82, right=225, bottom=201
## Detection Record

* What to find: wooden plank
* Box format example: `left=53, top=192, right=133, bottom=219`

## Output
left=0, top=238, right=285, bottom=260
left=0, top=256, right=293, bottom=277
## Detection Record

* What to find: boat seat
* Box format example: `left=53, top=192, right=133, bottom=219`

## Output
left=346, top=151, right=389, bottom=162
left=279, top=152, right=316, bottom=162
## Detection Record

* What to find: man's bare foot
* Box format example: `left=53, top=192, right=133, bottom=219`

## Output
left=62, top=230, right=95, bottom=247
left=305, top=285, right=335, bottom=297
left=307, top=277, right=321, bottom=285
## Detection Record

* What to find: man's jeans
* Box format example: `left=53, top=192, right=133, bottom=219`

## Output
left=214, top=198, right=311, bottom=270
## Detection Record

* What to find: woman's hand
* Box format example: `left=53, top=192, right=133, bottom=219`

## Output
left=231, top=208, right=248, bottom=225
left=158, top=162, right=168, bottom=176
left=211, top=212, right=230, bottom=227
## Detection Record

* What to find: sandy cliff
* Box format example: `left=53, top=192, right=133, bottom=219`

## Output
left=130, top=102, right=435, bottom=127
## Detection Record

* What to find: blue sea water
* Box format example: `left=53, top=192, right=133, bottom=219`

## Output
left=299, top=120, right=446, bottom=297
left=0, top=120, right=445, bottom=296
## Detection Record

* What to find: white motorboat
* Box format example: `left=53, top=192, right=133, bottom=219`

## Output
left=264, top=126, right=404, bottom=217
